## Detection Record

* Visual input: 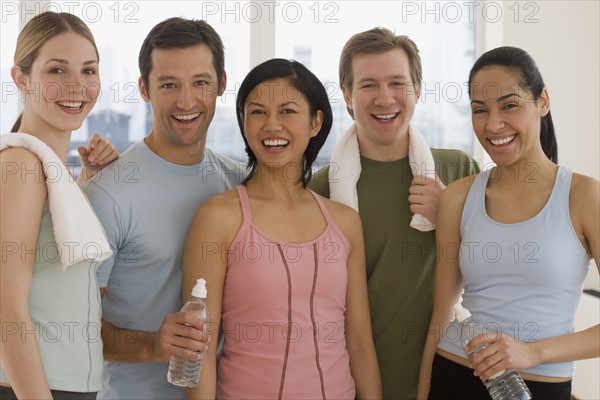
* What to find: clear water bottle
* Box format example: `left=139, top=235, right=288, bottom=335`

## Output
left=167, top=278, right=210, bottom=387
left=454, top=303, right=532, bottom=400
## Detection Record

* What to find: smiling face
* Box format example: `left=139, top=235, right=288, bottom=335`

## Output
left=243, top=78, right=322, bottom=171
left=343, top=48, right=420, bottom=160
left=470, top=66, right=549, bottom=167
left=13, top=31, right=100, bottom=135
left=140, top=44, right=226, bottom=163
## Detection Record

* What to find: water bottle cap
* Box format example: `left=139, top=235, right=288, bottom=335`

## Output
left=191, top=278, right=207, bottom=298
left=453, top=303, right=471, bottom=322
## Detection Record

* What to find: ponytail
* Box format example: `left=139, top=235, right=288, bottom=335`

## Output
left=541, top=111, right=557, bottom=163
left=11, top=113, right=23, bottom=132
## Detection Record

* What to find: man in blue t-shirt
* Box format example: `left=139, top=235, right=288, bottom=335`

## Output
left=83, top=18, right=245, bottom=399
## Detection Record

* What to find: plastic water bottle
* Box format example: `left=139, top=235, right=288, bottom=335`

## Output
left=454, top=303, right=532, bottom=400
left=167, top=278, right=210, bottom=387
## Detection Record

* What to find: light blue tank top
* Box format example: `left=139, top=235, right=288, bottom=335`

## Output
left=0, top=201, right=104, bottom=391
left=437, top=166, right=590, bottom=377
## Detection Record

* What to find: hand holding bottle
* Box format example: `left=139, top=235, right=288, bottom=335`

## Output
left=152, top=310, right=210, bottom=363
left=168, top=278, right=211, bottom=387
left=466, top=332, right=542, bottom=381
left=454, top=303, right=532, bottom=400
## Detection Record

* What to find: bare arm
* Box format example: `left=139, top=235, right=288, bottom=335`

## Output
left=468, top=174, right=600, bottom=380
left=183, top=194, right=239, bottom=400
left=100, top=311, right=207, bottom=363
left=0, top=149, right=51, bottom=399
left=331, top=201, right=382, bottom=399
left=417, top=179, right=470, bottom=399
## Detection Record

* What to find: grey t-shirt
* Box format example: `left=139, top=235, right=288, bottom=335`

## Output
left=83, top=140, right=245, bottom=399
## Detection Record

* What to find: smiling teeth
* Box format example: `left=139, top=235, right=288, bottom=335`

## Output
left=375, top=113, right=397, bottom=120
left=58, top=101, right=82, bottom=108
left=490, top=135, right=516, bottom=145
left=263, top=139, right=289, bottom=147
left=173, top=113, right=200, bottom=121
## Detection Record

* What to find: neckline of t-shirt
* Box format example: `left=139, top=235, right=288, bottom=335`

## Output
left=360, top=155, right=409, bottom=170
left=137, top=140, right=213, bottom=176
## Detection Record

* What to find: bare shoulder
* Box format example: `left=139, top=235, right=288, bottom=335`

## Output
left=319, top=195, right=361, bottom=226
left=1, top=146, right=43, bottom=166
left=317, top=195, right=363, bottom=247
left=200, top=187, right=240, bottom=212
left=191, top=187, right=243, bottom=239
left=570, top=172, right=599, bottom=201
left=0, top=148, right=47, bottom=238
left=0, top=147, right=46, bottom=193
left=569, top=172, right=599, bottom=220
left=569, top=172, right=599, bottom=258
left=440, top=175, right=476, bottom=209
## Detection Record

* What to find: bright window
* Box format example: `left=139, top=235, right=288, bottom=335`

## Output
left=2, top=1, right=475, bottom=169
left=275, top=1, right=476, bottom=166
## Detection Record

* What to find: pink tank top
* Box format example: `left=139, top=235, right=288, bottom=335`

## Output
left=216, top=185, right=356, bottom=400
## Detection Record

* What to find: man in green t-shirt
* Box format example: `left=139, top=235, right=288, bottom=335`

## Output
left=308, top=28, right=480, bottom=399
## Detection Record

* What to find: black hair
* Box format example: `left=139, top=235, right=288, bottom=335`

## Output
left=236, top=58, right=333, bottom=187
left=468, top=46, right=557, bottom=163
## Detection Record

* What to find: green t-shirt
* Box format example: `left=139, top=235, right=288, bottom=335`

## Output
left=309, top=148, right=479, bottom=399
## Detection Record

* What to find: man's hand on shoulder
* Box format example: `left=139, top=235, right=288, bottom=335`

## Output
left=408, top=175, right=446, bottom=224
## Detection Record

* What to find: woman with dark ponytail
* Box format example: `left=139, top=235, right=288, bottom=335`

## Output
left=418, top=46, right=599, bottom=399
left=467, top=46, right=558, bottom=163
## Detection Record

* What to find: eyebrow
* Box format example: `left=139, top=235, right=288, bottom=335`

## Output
left=44, top=58, right=98, bottom=65
left=471, top=92, right=522, bottom=104
left=357, top=74, right=411, bottom=83
left=246, top=101, right=300, bottom=108
left=156, top=72, right=213, bottom=81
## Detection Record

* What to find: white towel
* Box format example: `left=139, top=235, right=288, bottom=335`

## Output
left=1, top=132, right=112, bottom=270
left=329, top=123, right=436, bottom=231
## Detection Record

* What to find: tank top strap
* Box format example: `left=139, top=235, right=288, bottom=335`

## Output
left=464, top=172, right=487, bottom=212
left=308, top=189, right=336, bottom=226
left=235, top=185, right=253, bottom=226
left=550, top=165, right=573, bottom=207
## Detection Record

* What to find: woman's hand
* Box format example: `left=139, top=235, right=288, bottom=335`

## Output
left=77, top=133, right=119, bottom=183
left=466, top=333, right=541, bottom=380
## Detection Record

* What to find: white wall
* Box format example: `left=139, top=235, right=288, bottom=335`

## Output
left=480, top=0, right=599, bottom=181
left=479, top=2, right=599, bottom=398
left=505, top=0, right=599, bottom=193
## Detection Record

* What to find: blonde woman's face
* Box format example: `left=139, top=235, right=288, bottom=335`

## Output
left=16, top=31, right=100, bottom=134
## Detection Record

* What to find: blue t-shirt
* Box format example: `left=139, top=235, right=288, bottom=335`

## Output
left=83, top=140, right=245, bottom=399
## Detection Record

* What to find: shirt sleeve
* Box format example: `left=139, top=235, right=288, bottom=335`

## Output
left=81, top=181, right=124, bottom=288
left=307, top=164, right=331, bottom=198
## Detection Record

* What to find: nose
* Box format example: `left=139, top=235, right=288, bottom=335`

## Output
left=177, top=85, right=196, bottom=110
left=65, top=75, right=84, bottom=100
left=374, top=85, right=396, bottom=107
left=486, top=109, right=505, bottom=133
left=264, top=112, right=283, bottom=132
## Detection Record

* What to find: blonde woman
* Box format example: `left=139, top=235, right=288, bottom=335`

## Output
left=1, top=12, right=117, bottom=400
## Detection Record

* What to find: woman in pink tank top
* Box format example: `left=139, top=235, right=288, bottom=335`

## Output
left=183, top=59, right=382, bottom=399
